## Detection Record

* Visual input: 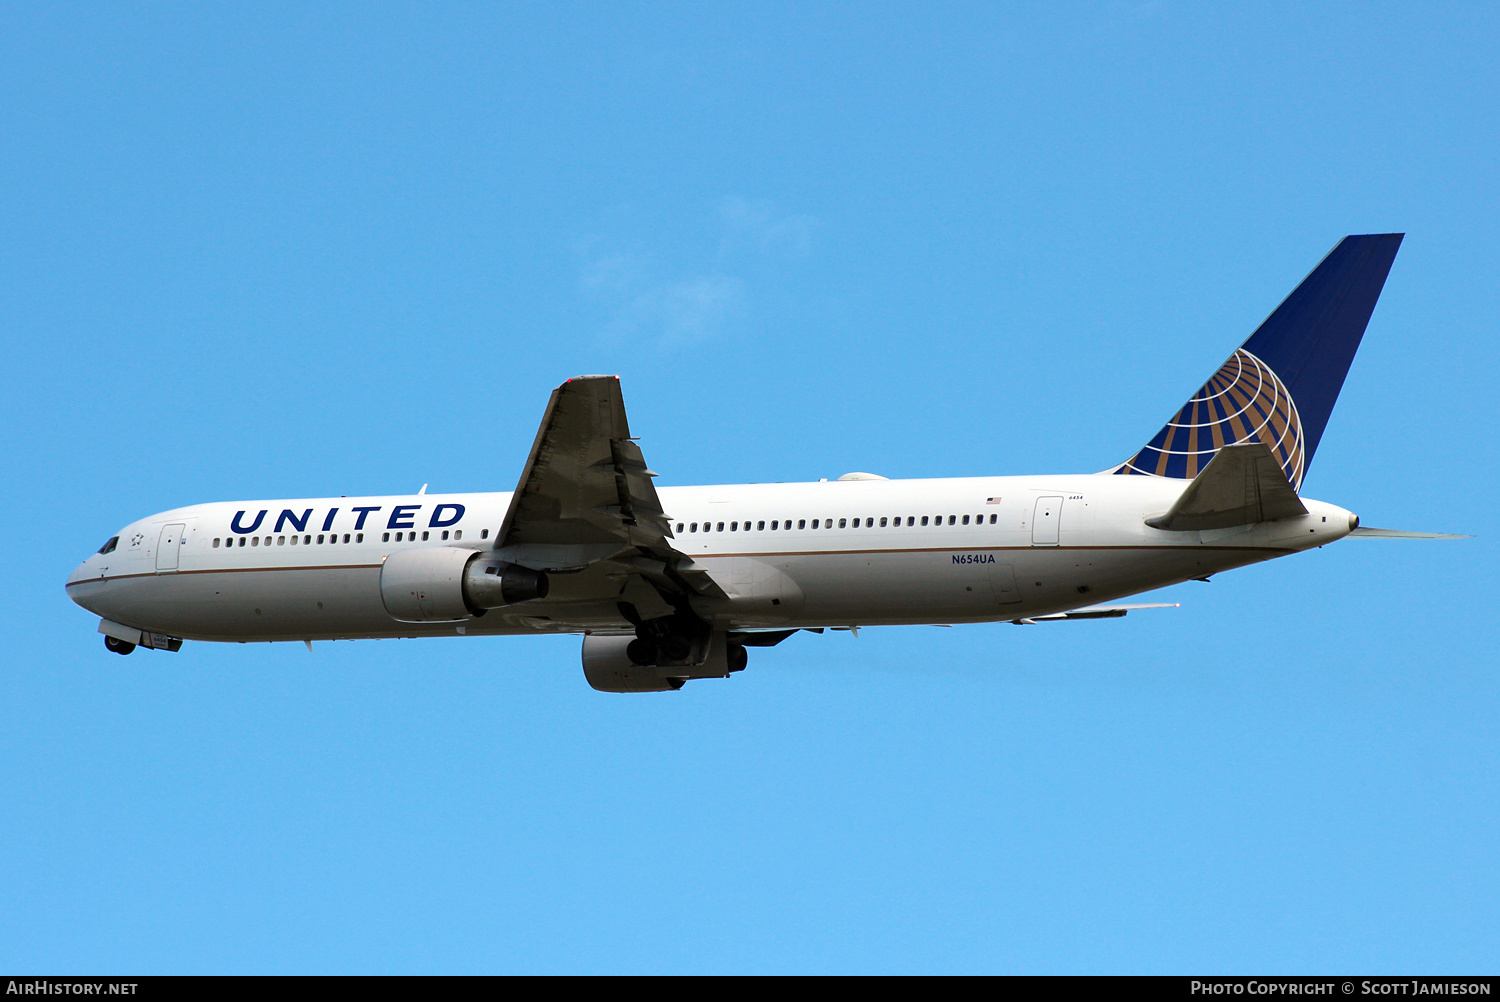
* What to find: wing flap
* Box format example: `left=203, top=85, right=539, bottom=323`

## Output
left=1146, top=441, right=1307, bottom=531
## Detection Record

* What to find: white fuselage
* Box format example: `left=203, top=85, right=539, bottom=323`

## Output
left=66, top=474, right=1355, bottom=643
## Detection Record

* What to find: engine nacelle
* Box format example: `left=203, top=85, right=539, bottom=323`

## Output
left=581, top=633, right=738, bottom=693
left=380, top=547, right=549, bottom=623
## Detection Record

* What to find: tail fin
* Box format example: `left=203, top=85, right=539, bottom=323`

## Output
left=1115, top=234, right=1403, bottom=490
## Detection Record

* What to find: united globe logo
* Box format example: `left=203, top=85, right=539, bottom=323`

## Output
left=1117, top=348, right=1306, bottom=490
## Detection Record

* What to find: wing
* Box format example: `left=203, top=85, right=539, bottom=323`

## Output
left=1347, top=527, right=1470, bottom=539
left=1146, top=441, right=1307, bottom=531
left=495, top=375, right=669, bottom=564
left=494, top=376, right=727, bottom=598
left=1011, top=602, right=1180, bottom=624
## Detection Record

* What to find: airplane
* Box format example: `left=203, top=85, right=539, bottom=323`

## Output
left=66, top=233, right=1464, bottom=691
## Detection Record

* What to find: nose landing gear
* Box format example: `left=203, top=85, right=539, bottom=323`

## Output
left=104, top=635, right=136, bottom=655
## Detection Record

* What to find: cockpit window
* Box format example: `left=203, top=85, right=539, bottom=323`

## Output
left=98, top=536, right=119, bottom=555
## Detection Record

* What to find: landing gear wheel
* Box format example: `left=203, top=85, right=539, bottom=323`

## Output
left=660, top=635, right=692, bottom=661
left=104, top=636, right=136, bottom=656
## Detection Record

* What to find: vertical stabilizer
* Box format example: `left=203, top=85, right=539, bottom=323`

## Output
left=1116, top=234, right=1403, bottom=490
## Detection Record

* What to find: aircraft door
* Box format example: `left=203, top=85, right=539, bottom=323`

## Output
left=1031, top=497, right=1062, bottom=546
left=156, top=523, right=186, bottom=572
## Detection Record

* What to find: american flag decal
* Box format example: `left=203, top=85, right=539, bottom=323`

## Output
left=986, top=497, right=1002, bottom=504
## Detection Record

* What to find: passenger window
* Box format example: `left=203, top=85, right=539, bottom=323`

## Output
left=441, top=530, right=449, bottom=540
left=421, top=531, right=429, bottom=541
left=278, top=536, right=286, bottom=545
left=480, top=529, right=489, bottom=539
left=690, top=523, right=698, bottom=532
left=356, top=533, right=364, bottom=543
left=454, top=530, right=462, bottom=540
left=963, top=515, right=970, bottom=525
left=251, top=537, right=260, bottom=546
left=758, top=520, right=765, bottom=530
left=677, top=523, right=684, bottom=533
left=838, top=518, right=847, bottom=528
left=921, top=516, right=929, bottom=526
left=304, top=535, right=311, bottom=544
left=948, top=515, right=956, bottom=525
left=771, top=520, right=778, bottom=530
left=731, top=522, right=738, bottom=531
left=798, top=519, right=806, bottom=529
left=879, top=517, right=887, bottom=527
left=213, top=538, right=220, bottom=548
left=343, top=533, right=351, bottom=543
left=383, top=532, right=391, bottom=542
left=989, top=514, right=997, bottom=524
left=717, top=522, right=724, bottom=532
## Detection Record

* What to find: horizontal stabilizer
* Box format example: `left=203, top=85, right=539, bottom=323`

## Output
left=1011, top=602, right=1180, bottom=624
left=1348, top=526, right=1471, bottom=539
left=1146, top=442, right=1307, bottom=532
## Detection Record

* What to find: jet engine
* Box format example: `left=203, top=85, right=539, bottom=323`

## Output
left=380, top=547, right=549, bottom=623
left=581, top=632, right=744, bottom=693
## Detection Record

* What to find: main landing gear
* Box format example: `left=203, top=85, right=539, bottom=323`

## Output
left=623, top=628, right=749, bottom=674
left=104, top=635, right=136, bottom=655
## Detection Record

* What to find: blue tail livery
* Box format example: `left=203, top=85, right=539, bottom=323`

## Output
left=1115, top=234, right=1403, bottom=490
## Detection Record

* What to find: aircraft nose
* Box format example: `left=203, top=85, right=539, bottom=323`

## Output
left=65, top=556, right=108, bottom=613
left=66, top=558, right=93, bottom=589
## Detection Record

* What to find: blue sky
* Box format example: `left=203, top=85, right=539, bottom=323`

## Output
left=2, top=2, right=1496, bottom=973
